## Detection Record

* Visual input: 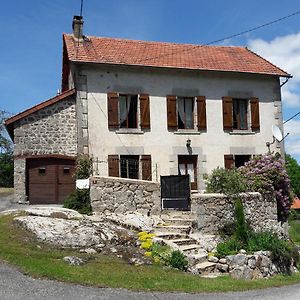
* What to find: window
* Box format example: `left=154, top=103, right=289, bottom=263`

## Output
left=38, top=167, right=46, bottom=175
left=108, top=154, right=152, bottom=181
left=167, top=95, right=206, bottom=131
left=119, top=95, right=138, bottom=128
left=222, top=96, right=260, bottom=131
left=224, top=154, right=251, bottom=169
left=63, top=167, right=70, bottom=175
left=178, top=155, right=198, bottom=190
left=233, top=99, right=248, bottom=130
left=107, top=93, right=150, bottom=129
left=178, top=97, right=194, bottom=129
left=120, top=155, right=139, bottom=179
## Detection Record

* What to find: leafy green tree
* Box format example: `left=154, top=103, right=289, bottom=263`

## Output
left=285, top=154, right=300, bottom=198
left=0, top=110, right=13, bottom=187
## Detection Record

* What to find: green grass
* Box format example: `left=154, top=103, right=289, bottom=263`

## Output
left=0, top=214, right=300, bottom=293
left=289, top=220, right=300, bottom=246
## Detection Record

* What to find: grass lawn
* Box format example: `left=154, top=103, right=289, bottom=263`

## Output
left=0, top=214, right=300, bottom=293
left=289, top=220, right=300, bottom=246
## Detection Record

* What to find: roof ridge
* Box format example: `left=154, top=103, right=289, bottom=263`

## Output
left=63, top=33, right=246, bottom=50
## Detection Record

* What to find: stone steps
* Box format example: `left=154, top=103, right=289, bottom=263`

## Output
left=154, top=232, right=187, bottom=240
left=167, top=238, right=196, bottom=245
left=160, top=211, right=196, bottom=219
left=160, top=217, right=196, bottom=226
left=178, top=244, right=202, bottom=252
left=155, top=224, right=191, bottom=234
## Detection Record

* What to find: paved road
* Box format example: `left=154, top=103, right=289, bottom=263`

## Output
left=0, top=262, right=300, bottom=300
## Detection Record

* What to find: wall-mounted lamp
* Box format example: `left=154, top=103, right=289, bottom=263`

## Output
left=186, top=138, right=191, bottom=148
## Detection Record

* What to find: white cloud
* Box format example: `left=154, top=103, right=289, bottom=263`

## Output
left=248, top=33, right=300, bottom=107
left=284, top=120, right=300, bottom=159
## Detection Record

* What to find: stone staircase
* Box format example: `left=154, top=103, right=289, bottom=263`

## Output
left=152, top=211, right=221, bottom=275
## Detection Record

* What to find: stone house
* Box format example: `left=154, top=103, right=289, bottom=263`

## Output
left=5, top=16, right=291, bottom=205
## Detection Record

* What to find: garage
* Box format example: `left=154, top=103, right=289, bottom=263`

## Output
left=26, top=157, right=76, bottom=205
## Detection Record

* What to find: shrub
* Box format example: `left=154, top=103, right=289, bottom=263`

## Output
left=234, top=198, right=249, bottom=245
left=75, top=154, right=92, bottom=179
left=239, top=154, right=291, bottom=222
left=205, top=167, right=246, bottom=195
left=166, top=250, right=188, bottom=271
left=216, top=237, right=243, bottom=258
left=64, top=189, right=92, bottom=214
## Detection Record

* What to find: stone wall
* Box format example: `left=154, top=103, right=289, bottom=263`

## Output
left=13, top=97, right=77, bottom=202
left=14, top=98, right=77, bottom=157
left=90, top=176, right=161, bottom=215
left=191, top=192, right=287, bottom=236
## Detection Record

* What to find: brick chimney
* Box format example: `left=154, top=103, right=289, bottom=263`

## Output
left=72, top=15, right=84, bottom=40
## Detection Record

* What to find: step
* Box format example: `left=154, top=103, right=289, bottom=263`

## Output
left=168, top=238, right=196, bottom=246
left=160, top=211, right=196, bottom=219
left=187, top=252, right=208, bottom=265
left=196, top=261, right=216, bottom=273
left=160, top=218, right=196, bottom=226
left=178, top=244, right=202, bottom=252
left=155, top=225, right=191, bottom=234
left=153, top=232, right=187, bottom=240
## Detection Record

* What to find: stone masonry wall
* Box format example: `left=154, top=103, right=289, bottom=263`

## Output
left=14, top=98, right=77, bottom=157
left=13, top=97, right=77, bottom=202
left=191, top=192, right=287, bottom=237
left=90, top=176, right=161, bottom=215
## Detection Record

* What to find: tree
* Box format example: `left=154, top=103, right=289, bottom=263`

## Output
left=285, top=154, right=300, bottom=198
left=0, top=110, right=13, bottom=187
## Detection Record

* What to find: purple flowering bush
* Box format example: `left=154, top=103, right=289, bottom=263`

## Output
left=239, top=154, right=291, bottom=221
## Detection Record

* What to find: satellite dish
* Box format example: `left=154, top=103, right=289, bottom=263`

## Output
left=272, top=125, right=283, bottom=142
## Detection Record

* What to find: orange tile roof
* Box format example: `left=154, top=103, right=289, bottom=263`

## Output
left=63, top=34, right=290, bottom=77
left=291, top=197, right=300, bottom=209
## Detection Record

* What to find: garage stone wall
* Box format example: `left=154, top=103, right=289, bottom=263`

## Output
left=191, top=193, right=288, bottom=237
left=13, top=98, right=77, bottom=203
left=90, top=176, right=161, bottom=215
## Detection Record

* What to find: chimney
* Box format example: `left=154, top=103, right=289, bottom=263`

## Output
left=72, top=15, right=84, bottom=40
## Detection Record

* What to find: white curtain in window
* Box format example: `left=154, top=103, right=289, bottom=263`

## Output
left=187, top=163, right=194, bottom=182
left=178, top=98, right=185, bottom=125
left=119, top=96, right=131, bottom=125
left=240, top=101, right=247, bottom=129
left=185, top=99, right=193, bottom=128
left=179, top=163, right=185, bottom=176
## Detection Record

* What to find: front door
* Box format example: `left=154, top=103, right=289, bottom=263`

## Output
left=178, top=155, right=198, bottom=190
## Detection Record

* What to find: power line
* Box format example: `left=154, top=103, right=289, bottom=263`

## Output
left=205, top=10, right=300, bottom=45
left=284, top=111, right=300, bottom=124
left=80, top=0, right=84, bottom=17
left=134, top=10, right=300, bottom=65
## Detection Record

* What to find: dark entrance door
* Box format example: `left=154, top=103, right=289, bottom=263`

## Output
left=161, top=175, right=191, bottom=210
left=27, top=157, right=76, bottom=204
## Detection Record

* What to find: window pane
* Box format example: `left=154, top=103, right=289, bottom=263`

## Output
left=187, top=163, right=194, bottom=182
left=177, top=98, right=185, bottom=129
left=119, top=95, right=127, bottom=128
left=185, top=98, right=193, bottom=129
left=127, top=95, right=138, bottom=128
left=179, top=163, right=186, bottom=175
left=240, top=101, right=248, bottom=129
left=120, top=155, right=139, bottom=179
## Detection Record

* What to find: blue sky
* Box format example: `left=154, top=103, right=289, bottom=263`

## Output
left=1, top=0, right=300, bottom=161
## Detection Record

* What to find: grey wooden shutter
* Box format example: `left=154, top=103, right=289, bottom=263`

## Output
left=167, top=95, right=177, bottom=130
left=196, top=96, right=207, bottom=130
left=107, top=92, right=119, bottom=128
left=141, top=155, right=152, bottom=181
left=222, top=97, right=233, bottom=130
left=140, top=94, right=150, bottom=129
left=250, top=97, right=260, bottom=130
left=108, top=155, right=119, bottom=177
left=224, top=155, right=234, bottom=169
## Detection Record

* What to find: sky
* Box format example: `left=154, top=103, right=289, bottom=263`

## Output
left=1, top=0, right=300, bottom=162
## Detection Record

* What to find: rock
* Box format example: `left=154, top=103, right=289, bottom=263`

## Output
left=226, top=254, right=248, bottom=268
left=239, top=249, right=247, bottom=254
left=247, top=256, right=257, bottom=269
left=196, top=261, right=216, bottom=273
left=129, top=257, right=144, bottom=266
left=79, top=248, right=97, bottom=254
left=110, top=247, right=118, bottom=253
left=208, top=256, right=219, bottom=263
left=216, top=263, right=229, bottom=273
left=230, top=266, right=253, bottom=280
left=219, top=258, right=227, bottom=264
left=252, top=268, right=263, bottom=279
left=187, top=266, right=199, bottom=275
left=63, top=256, right=84, bottom=266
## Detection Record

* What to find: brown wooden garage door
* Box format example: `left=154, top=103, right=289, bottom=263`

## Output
left=27, top=158, right=76, bottom=204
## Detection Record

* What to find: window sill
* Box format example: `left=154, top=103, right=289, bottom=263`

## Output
left=174, top=130, right=201, bottom=135
left=229, top=130, right=256, bottom=135
left=116, top=129, right=144, bottom=134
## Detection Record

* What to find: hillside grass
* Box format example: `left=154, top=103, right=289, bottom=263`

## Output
left=289, top=220, right=300, bottom=246
left=0, top=214, right=300, bottom=293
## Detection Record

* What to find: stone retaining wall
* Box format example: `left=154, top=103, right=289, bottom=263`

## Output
left=90, top=176, right=161, bottom=215
left=191, top=192, right=287, bottom=236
